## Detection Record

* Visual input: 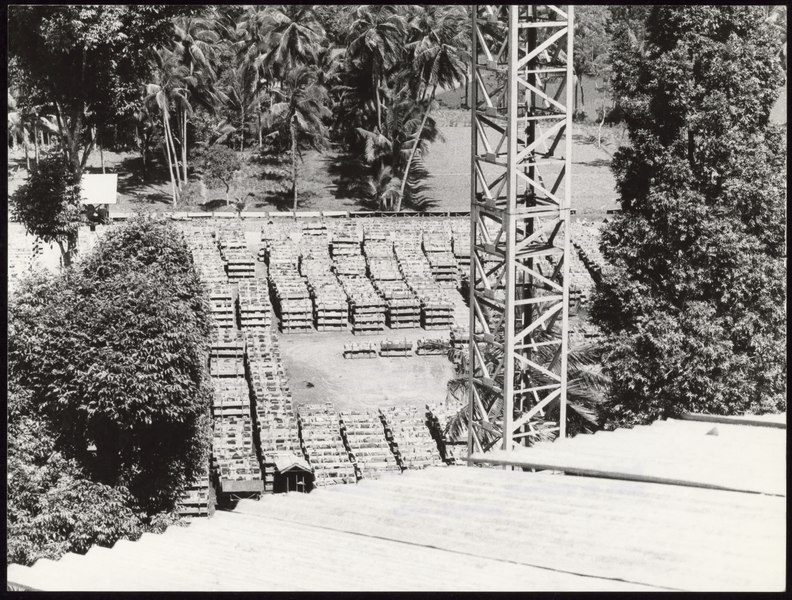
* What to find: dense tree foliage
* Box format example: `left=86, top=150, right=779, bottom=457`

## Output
left=271, top=66, right=331, bottom=211
left=199, top=144, right=242, bottom=204
left=8, top=217, right=213, bottom=512
left=10, top=154, right=84, bottom=266
left=7, top=384, right=148, bottom=566
left=573, top=6, right=612, bottom=111
left=8, top=5, right=190, bottom=176
left=591, top=6, right=787, bottom=426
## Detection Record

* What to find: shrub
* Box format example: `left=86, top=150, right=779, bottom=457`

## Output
left=180, top=180, right=208, bottom=206
left=10, top=154, right=84, bottom=266
left=7, top=384, right=146, bottom=566
left=199, top=145, right=241, bottom=204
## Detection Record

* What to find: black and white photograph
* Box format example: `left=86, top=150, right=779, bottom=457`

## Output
left=5, top=4, right=787, bottom=592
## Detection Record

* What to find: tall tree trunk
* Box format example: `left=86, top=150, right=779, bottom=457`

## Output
left=69, top=47, right=88, bottom=177
left=574, top=72, right=579, bottom=112
left=258, top=109, right=262, bottom=149
left=137, top=125, right=148, bottom=175
left=397, top=85, right=437, bottom=212
left=162, top=113, right=179, bottom=205
left=291, top=120, right=297, bottom=212
left=597, top=103, right=606, bottom=148
left=33, top=120, right=39, bottom=166
left=165, top=113, right=182, bottom=190
left=172, top=112, right=182, bottom=188
left=79, top=127, right=96, bottom=174
left=375, top=83, right=382, bottom=132
left=240, top=108, right=245, bottom=151
left=374, top=62, right=382, bottom=131
left=24, top=137, right=30, bottom=172
left=98, top=127, right=105, bottom=173
left=182, top=109, right=188, bottom=183
left=56, top=234, right=78, bottom=268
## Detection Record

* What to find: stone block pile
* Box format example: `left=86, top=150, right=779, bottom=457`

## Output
left=237, top=278, right=272, bottom=329
left=380, top=406, right=445, bottom=470
left=297, top=403, right=357, bottom=486
left=339, top=410, right=401, bottom=480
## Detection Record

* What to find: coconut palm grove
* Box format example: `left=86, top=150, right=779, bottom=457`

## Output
left=5, top=5, right=787, bottom=590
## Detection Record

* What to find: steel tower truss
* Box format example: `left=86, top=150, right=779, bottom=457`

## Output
left=467, top=5, right=574, bottom=460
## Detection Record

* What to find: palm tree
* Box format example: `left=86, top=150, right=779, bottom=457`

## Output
left=364, top=165, right=402, bottom=211
left=259, top=5, right=325, bottom=78
left=145, top=47, right=193, bottom=204
left=132, top=106, right=156, bottom=173
left=313, top=46, right=343, bottom=91
left=215, top=56, right=268, bottom=152
left=355, top=92, right=442, bottom=210
left=236, top=7, right=275, bottom=149
left=173, top=14, right=222, bottom=181
left=346, top=5, right=408, bottom=132
left=8, top=95, right=58, bottom=171
left=396, top=5, right=469, bottom=211
left=332, top=62, right=380, bottom=146
left=444, top=327, right=609, bottom=451
left=174, top=14, right=220, bottom=78
left=270, top=66, right=331, bottom=211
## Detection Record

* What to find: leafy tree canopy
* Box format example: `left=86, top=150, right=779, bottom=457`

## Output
left=199, top=144, right=242, bottom=198
left=7, top=384, right=147, bottom=566
left=8, top=5, right=191, bottom=172
left=10, top=154, right=84, bottom=265
left=591, top=6, right=786, bottom=426
left=8, top=217, right=212, bottom=512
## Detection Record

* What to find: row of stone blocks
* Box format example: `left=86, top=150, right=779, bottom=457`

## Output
left=295, top=403, right=455, bottom=487
left=244, top=327, right=302, bottom=494
left=342, top=338, right=448, bottom=358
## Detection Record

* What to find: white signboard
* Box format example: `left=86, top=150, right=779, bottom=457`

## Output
left=80, top=173, right=118, bottom=205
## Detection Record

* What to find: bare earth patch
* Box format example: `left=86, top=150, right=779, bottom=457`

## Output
left=279, top=327, right=457, bottom=413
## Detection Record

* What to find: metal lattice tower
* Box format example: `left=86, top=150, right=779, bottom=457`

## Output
left=467, top=5, right=574, bottom=460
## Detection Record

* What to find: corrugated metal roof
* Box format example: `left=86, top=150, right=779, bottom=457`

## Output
left=7, top=418, right=785, bottom=591
left=472, top=417, right=786, bottom=496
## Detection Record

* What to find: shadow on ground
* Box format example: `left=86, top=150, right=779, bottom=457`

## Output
left=578, top=158, right=613, bottom=168
left=323, top=152, right=369, bottom=203
left=110, top=155, right=173, bottom=205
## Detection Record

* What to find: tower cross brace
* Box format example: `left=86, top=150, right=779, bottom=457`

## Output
left=467, top=5, right=574, bottom=462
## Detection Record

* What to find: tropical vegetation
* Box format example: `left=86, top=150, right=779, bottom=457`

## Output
left=8, top=5, right=474, bottom=211
left=591, top=6, right=787, bottom=426
left=7, top=217, right=212, bottom=564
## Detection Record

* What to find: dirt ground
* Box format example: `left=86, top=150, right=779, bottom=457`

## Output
left=279, top=327, right=458, bottom=412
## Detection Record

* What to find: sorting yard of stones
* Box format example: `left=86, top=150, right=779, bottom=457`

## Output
left=7, top=212, right=604, bottom=510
